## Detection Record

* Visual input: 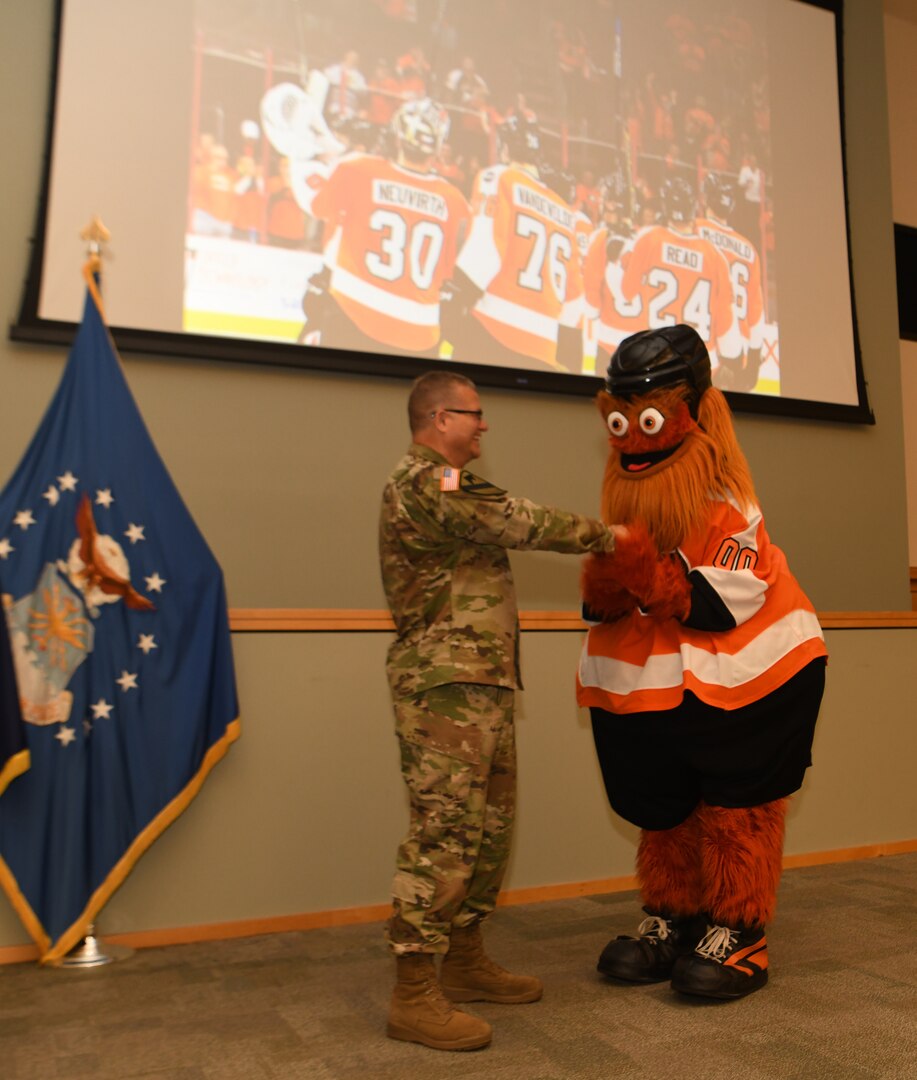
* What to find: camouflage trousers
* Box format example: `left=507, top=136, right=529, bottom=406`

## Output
left=387, top=682, right=516, bottom=955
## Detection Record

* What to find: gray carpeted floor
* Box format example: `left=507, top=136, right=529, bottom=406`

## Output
left=2, top=854, right=916, bottom=1079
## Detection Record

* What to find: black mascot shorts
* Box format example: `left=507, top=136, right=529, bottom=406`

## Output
left=590, top=657, right=826, bottom=831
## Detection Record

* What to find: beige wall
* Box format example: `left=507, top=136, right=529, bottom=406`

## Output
left=0, top=625, right=915, bottom=948
left=885, top=1, right=917, bottom=564
left=0, top=1, right=915, bottom=949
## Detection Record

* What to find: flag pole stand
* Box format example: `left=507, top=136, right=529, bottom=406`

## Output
left=48, top=923, right=134, bottom=968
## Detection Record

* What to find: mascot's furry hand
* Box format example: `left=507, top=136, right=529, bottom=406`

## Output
left=581, top=555, right=639, bottom=621
left=582, top=520, right=692, bottom=622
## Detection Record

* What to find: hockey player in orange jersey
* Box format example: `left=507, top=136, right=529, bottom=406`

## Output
left=445, top=116, right=585, bottom=373
left=303, top=98, right=470, bottom=356
left=620, top=176, right=743, bottom=380
left=696, top=172, right=766, bottom=392
left=582, top=178, right=643, bottom=358
left=577, top=325, right=827, bottom=1000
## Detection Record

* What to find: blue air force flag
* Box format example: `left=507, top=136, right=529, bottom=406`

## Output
left=0, top=276, right=240, bottom=961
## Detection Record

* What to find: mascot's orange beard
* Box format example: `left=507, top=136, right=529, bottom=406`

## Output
left=599, top=386, right=757, bottom=554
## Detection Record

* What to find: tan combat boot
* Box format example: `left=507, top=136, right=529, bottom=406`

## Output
left=440, top=923, right=543, bottom=1003
left=387, top=954, right=492, bottom=1051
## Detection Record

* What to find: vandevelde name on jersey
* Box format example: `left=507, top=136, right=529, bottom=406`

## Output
left=512, top=183, right=575, bottom=229
left=663, top=242, right=704, bottom=271
left=373, top=179, right=448, bottom=221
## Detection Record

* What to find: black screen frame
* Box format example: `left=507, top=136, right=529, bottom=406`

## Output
left=10, top=0, right=873, bottom=425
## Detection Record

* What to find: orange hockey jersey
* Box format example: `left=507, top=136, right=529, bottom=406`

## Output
left=310, top=154, right=470, bottom=352
left=457, top=164, right=584, bottom=367
left=577, top=496, right=827, bottom=715
left=696, top=216, right=765, bottom=350
left=621, top=225, right=742, bottom=361
left=583, top=226, right=646, bottom=350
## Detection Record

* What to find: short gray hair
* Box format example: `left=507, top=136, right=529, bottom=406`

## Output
left=407, top=371, right=476, bottom=433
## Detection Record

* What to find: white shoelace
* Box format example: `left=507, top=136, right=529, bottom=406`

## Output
left=695, top=925, right=738, bottom=961
left=636, top=915, right=672, bottom=941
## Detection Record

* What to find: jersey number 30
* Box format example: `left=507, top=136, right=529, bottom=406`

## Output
left=366, top=209, right=445, bottom=290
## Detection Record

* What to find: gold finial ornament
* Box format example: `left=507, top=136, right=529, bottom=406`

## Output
left=79, top=216, right=111, bottom=269
left=79, top=216, right=110, bottom=303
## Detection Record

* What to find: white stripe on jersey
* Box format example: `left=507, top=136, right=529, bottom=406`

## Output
left=578, top=608, right=825, bottom=696
left=331, top=264, right=440, bottom=325
left=560, top=295, right=585, bottom=328
left=597, top=321, right=632, bottom=347
left=475, top=291, right=557, bottom=341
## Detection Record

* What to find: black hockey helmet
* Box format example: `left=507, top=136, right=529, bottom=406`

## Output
left=605, top=325, right=712, bottom=417
left=703, top=171, right=735, bottom=220
left=660, top=175, right=695, bottom=223
left=497, top=114, right=542, bottom=166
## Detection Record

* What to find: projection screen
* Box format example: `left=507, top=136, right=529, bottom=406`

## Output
left=13, top=0, right=870, bottom=422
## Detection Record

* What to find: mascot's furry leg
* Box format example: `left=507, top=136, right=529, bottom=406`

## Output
left=597, top=812, right=708, bottom=983
left=671, top=798, right=788, bottom=1000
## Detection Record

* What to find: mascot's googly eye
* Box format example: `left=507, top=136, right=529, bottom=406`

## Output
left=638, top=408, right=666, bottom=436
left=607, top=411, right=629, bottom=436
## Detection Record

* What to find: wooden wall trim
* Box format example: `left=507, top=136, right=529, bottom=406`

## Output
left=2, top=839, right=914, bottom=966
left=229, top=608, right=917, bottom=632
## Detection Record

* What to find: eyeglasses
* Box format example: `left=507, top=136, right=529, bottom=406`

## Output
left=432, top=408, right=485, bottom=419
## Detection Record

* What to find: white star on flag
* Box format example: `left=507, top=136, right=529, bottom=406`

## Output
left=83, top=719, right=93, bottom=736
left=13, top=510, right=36, bottom=531
left=42, top=485, right=60, bottom=507
left=116, top=671, right=139, bottom=692
left=55, top=726, right=77, bottom=746
left=90, top=699, right=114, bottom=720
left=58, top=472, right=79, bottom=491
left=95, top=489, right=114, bottom=508
left=137, top=634, right=158, bottom=654
left=0, top=538, right=13, bottom=559
left=145, top=572, right=166, bottom=593
left=124, top=523, right=145, bottom=544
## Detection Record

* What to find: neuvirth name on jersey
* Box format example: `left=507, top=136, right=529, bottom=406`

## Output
left=372, top=179, right=449, bottom=221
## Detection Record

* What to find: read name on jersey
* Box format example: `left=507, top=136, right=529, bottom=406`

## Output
left=663, top=243, right=704, bottom=271
left=373, top=179, right=449, bottom=222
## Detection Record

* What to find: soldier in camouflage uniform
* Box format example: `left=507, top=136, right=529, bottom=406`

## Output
left=380, top=370, right=624, bottom=1051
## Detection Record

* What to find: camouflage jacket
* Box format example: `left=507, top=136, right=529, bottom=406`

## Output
left=380, top=443, right=617, bottom=699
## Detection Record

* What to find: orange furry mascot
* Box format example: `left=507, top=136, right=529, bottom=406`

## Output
left=577, top=325, right=827, bottom=1000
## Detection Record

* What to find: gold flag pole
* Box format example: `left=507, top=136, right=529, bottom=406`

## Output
left=48, top=218, right=133, bottom=970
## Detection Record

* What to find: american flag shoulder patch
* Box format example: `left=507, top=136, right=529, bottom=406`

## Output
left=439, top=466, right=461, bottom=491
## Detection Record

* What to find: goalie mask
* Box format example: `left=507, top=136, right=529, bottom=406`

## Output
left=392, top=98, right=449, bottom=159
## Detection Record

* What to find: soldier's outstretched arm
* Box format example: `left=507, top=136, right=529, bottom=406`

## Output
left=411, top=466, right=622, bottom=556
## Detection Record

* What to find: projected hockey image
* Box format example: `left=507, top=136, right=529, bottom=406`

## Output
left=184, top=0, right=780, bottom=394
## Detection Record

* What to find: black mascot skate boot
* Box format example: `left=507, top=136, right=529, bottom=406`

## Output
left=671, top=923, right=769, bottom=1000
left=597, top=909, right=708, bottom=983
